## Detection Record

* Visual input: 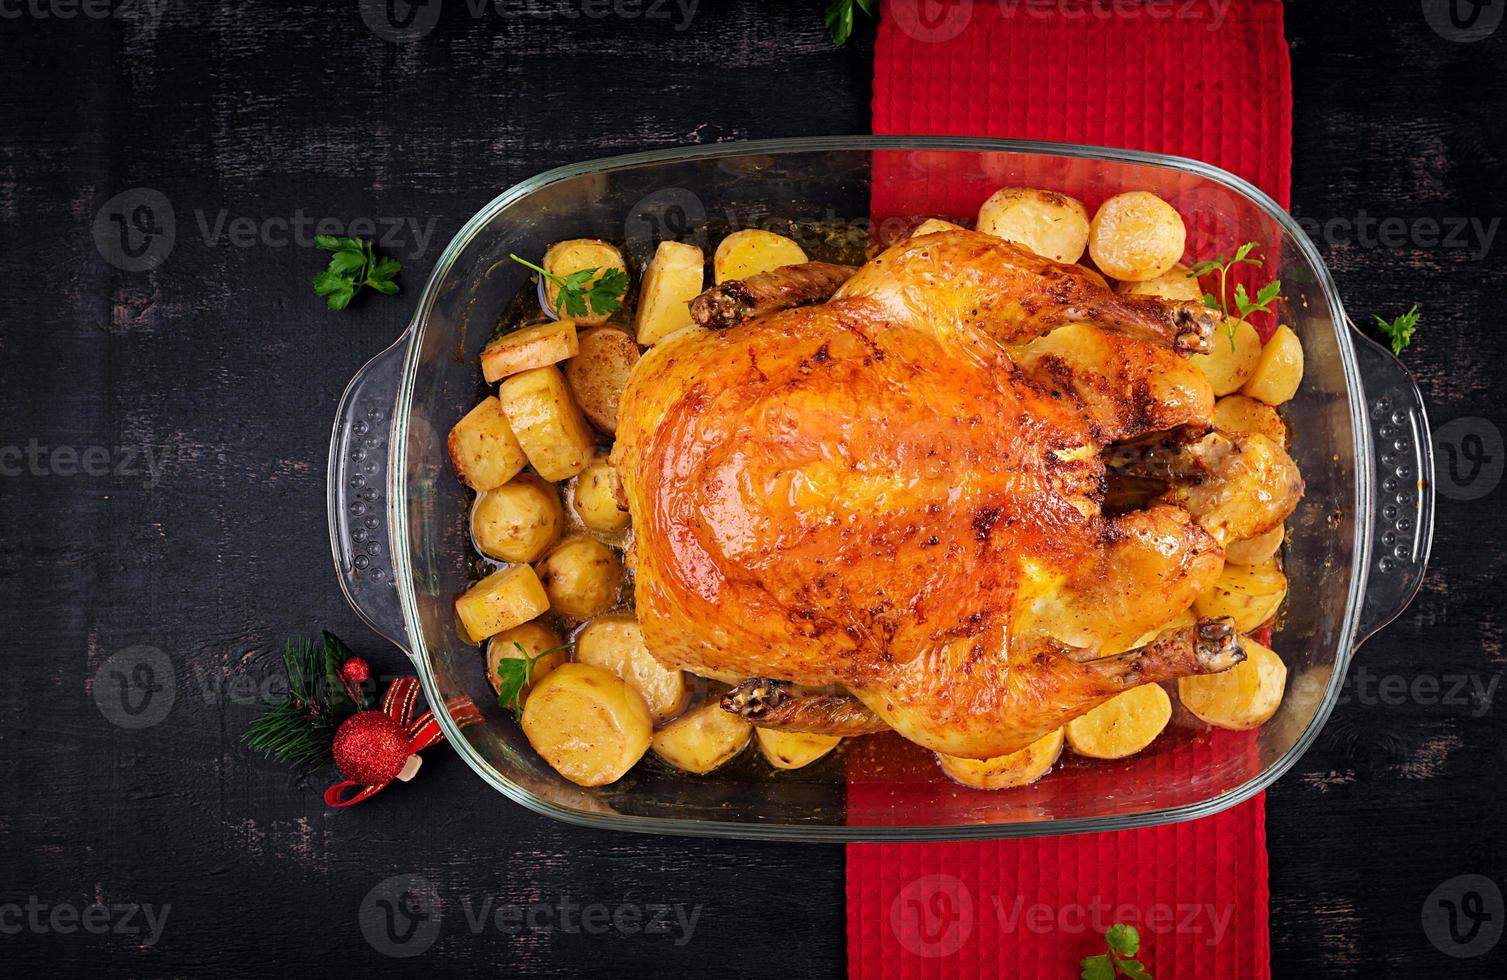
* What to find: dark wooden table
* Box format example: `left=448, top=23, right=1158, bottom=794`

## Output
left=2, top=2, right=1502, bottom=976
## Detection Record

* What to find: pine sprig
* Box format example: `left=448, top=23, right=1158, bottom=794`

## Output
left=312, top=236, right=402, bottom=310
left=509, top=254, right=628, bottom=320
left=1081, top=924, right=1153, bottom=980
left=1373, top=304, right=1421, bottom=356
left=244, top=631, right=365, bottom=769
left=1187, top=241, right=1281, bottom=351
left=497, top=641, right=575, bottom=721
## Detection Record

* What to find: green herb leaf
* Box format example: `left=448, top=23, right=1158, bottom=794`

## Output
left=824, top=0, right=877, bottom=45
left=1373, top=304, right=1421, bottom=356
left=311, top=236, right=402, bottom=310
left=496, top=640, right=576, bottom=721
left=509, top=253, right=628, bottom=321
left=1105, top=924, right=1140, bottom=957
left=1080, top=954, right=1116, bottom=980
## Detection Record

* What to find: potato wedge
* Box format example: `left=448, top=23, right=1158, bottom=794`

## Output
left=936, top=728, right=1064, bottom=790
left=1178, top=637, right=1287, bottom=731
left=1213, top=394, right=1287, bottom=446
left=1116, top=263, right=1202, bottom=302
left=651, top=701, right=752, bottom=774
left=1064, top=684, right=1172, bottom=759
left=472, top=474, right=564, bottom=563
left=1224, top=522, right=1285, bottom=566
left=535, top=535, right=623, bottom=619
left=522, top=662, right=652, bottom=786
left=1190, top=318, right=1262, bottom=395
left=564, top=326, right=639, bottom=434
left=911, top=218, right=966, bottom=237
left=448, top=396, right=528, bottom=491
left=634, top=241, right=705, bottom=346
left=1240, top=324, right=1304, bottom=406
left=1193, top=558, right=1288, bottom=632
left=1088, top=191, right=1186, bottom=282
left=574, top=614, right=687, bottom=722
left=486, top=621, right=566, bottom=696
left=756, top=728, right=841, bottom=770
left=497, top=365, right=596, bottom=482
left=541, top=239, right=627, bottom=326
left=454, top=564, right=551, bottom=641
left=571, top=457, right=630, bottom=534
left=481, top=319, right=580, bottom=384
left=713, top=229, right=807, bottom=284
left=976, top=187, right=1090, bottom=263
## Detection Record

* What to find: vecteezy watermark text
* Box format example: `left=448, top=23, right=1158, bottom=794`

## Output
left=0, top=439, right=170, bottom=488
left=358, top=0, right=700, bottom=43
left=0, top=897, right=170, bottom=946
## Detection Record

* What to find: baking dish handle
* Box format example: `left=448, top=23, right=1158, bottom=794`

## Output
left=327, top=328, right=414, bottom=654
left=1350, top=326, right=1435, bottom=648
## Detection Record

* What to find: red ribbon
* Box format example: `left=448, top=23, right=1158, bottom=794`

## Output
left=324, top=677, right=484, bottom=807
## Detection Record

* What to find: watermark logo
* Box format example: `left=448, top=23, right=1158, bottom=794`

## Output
left=890, top=0, right=974, bottom=43
left=0, top=897, right=170, bottom=945
left=890, top=874, right=975, bottom=958
left=1422, top=874, right=1503, bottom=958
left=1293, top=211, right=1499, bottom=261
left=1433, top=416, right=1503, bottom=501
left=360, top=874, right=444, bottom=958
left=0, top=0, right=168, bottom=27
left=92, top=188, right=176, bottom=272
left=624, top=187, right=710, bottom=250
left=91, top=645, right=176, bottom=730
left=358, top=0, right=443, bottom=42
left=1422, top=0, right=1503, bottom=42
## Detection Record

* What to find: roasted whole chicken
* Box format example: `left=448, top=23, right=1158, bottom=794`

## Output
left=611, top=230, right=1302, bottom=760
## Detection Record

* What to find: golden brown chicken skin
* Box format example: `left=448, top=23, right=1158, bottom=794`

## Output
left=612, top=230, right=1300, bottom=759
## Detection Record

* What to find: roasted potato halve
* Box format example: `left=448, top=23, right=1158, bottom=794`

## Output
left=541, top=239, right=627, bottom=326
left=472, top=474, right=564, bottom=563
left=1087, top=191, right=1187, bottom=282
left=713, top=229, right=807, bottom=284
left=535, top=535, right=623, bottom=619
left=481, top=319, right=580, bottom=383
left=522, top=662, right=652, bottom=786
left=634, top=241, right=705, bottom=346
left=1065, top=683, right=1172, bottom=759
left=976, top=187, right=1090, bottom=263
left=936, top=728, right=1064, bottom=790
left=571, top=457, right=630, bottom=534
left=497, top=365, right=596, bottom=482
left=1178, top=637, right=1287, bottom=731
left=1224, top=522, right=1285, bottom=566
left=454, top=564, right=551, bottom=641
left=448, top=396, right=528, bottom=491
left=564, top=326, right=639, bottom=434
left=1241, top=324, right=1304, bottom=406
left=486, top=621, right=566, bottom=695
left=1193, top=558, right=1288, bottom=633
left=574, top=613, right=688, bottom=722
left=651, top=702, right=752, bottom=774
left=1116, top=263, right=1201, bottom=302
left=1213, top=394, right=1287, bottom=447
left=1190, top=318, right=1262, bottom=396
left=756, top=728, right=841, bottom=770
left=911, top=218, right=966, bottom=237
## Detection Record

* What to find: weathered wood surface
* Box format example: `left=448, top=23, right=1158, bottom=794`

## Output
left=0, top=1, right=1501, bottom=976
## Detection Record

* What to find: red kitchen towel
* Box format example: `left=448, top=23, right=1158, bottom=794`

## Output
left=850, top=2, right=1291, bottom=978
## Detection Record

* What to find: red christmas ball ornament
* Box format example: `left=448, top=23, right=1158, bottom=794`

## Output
left=332, top=710, right=418, bottom=786
left=340, top=656, right=371, bottom=686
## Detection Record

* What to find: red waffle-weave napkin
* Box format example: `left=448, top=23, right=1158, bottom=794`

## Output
left=850, top=2, right=1291, bottom=977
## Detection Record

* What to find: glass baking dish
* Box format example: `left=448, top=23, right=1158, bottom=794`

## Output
left=327, top=137, right=1433, bottom=841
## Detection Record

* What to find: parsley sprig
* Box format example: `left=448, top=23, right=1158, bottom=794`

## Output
left=510, top=253, right=629, bottom=320
left=1373, top=304, right=1421, bottom=356
left=496, top=641, right=575, bottom=721
left=1081, top=924, right=1153, bottom=980
left=824, top=0, right=876, bottom=46
left=313, top=236, right=402, bottom=310
left=1187, top=242, right=1281, bottom=351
